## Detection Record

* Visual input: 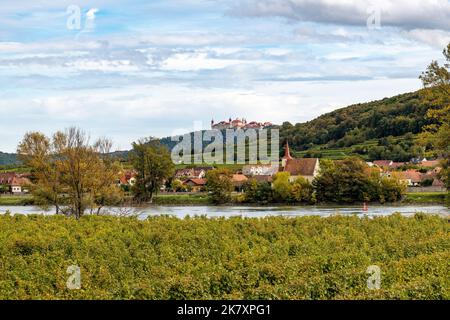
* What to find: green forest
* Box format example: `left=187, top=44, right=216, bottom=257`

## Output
left=279, top=90, right=440, bottom=161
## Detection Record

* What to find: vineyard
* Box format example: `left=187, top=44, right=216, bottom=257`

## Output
left=0, top=213, right=448, bottom=299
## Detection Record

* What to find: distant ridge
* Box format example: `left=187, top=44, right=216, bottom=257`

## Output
left=0, top=152, right=19, bottom=166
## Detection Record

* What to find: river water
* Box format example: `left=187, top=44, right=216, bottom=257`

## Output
left=0, top=204, right=448, bottom=219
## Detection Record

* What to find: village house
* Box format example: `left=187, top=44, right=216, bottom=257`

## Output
left=281, top=142, right=320, bottom=183
left=174, top=167, right=214, bottom=180
left=396, top=170, right=423, bottom=187
left=118, top=170, right=137, bottom=187
left=0, top=173, right=31, bottom=194
left=389, top=162, right=407, bottom=169
left=242, top=164, right=279, bottom=177
left=373, top=160, right=394, bottom=169
left=183, top=178, right=207, bottom=192
left=232, top=174, right=248, bottom=192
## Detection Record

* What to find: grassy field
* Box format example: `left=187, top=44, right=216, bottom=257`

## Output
left=153, top=193, right=210, bottom=205
left=0, top=195, right=34, bottom=205
left=0, top=214, right=448, bottom=300
left=403, top=192, right=447, bottom=204
left=293, top=135, right=413, bottom=160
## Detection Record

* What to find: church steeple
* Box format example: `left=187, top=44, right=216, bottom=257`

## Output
left=281, top=140, right=293, bottom=168
left=283, top=140, right=293, bottom=160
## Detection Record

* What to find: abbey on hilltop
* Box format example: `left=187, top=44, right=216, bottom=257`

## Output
left=211, top=118, right=273, bottom=130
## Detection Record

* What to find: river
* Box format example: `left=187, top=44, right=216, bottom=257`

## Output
left=0, top=204, right=448, bottom=219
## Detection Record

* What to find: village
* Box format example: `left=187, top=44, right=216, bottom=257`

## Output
left=0, top=141, right=446, bottom=197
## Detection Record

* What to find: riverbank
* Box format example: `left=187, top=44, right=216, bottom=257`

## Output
left=0, top=213, right=448, bottom=299
left=0, top=195, right=34, bottom=206
left=1, top=191, right=447, bottom=206
left=402, top=192, right=447, bottom=204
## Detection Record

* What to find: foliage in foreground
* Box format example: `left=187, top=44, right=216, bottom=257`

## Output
left=0, top=214, right=448, bottom=300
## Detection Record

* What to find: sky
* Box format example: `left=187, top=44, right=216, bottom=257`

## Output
left=1, top=0, right=450, bottom=152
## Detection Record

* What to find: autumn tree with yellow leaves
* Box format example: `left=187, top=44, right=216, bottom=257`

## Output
left=17, top=127, right=123, bottom=219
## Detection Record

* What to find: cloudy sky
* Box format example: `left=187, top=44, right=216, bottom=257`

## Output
left=1, top=0, right=450, bottom=152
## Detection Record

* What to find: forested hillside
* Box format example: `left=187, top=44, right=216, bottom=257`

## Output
left=0, top=152, right=18, bottom=166
left=279, top=90, right=440, bottom=161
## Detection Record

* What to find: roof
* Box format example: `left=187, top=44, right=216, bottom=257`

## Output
left=398, top=170, right=422, bottom=183
left=432, top=179, right=445, bottom=187
left=232, top=174, right=248, bottom=184
left=390, top=162, right=406, bottom=169
left=118, top=170, right=136, bottom=184
left=10, top=176, right=30, bottom=187
left=0, top=173, right=30, bottom=186
left=183, top=178, right=207, bottom=186
left=420, top=160, right=440, bottom=168
left=242, top=164, right=279, bottom=176
left=175, top=167, right=214, bottom=178
left=283, top=158, right=319, bottom=176
left=373, top=160, right=393, bottom=167
left=251, top=175, right=273, bottom=183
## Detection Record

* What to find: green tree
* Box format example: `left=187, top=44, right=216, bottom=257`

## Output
left=205, top=169, right=233, bottom=204
left=171, top=179, right=186, bottom=192
left=419, top=42, right=450, bottom=196
left=243, top=179, right=273, bottom=204
left=131, top=138, right=175, bottom=203
left=313, top=157, right=372, bottom=203
left=291, top=176, right=314, bottom=203
left=272, top=172, right=292, bottom=203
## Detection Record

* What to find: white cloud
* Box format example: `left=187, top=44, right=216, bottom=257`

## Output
left=65, top=59, right=138, bottom=72
left=405, top=29, right=450, bottom=49
left=161, top=52, right=248, bottom=71
left=231, top=0, right=450, bottom=31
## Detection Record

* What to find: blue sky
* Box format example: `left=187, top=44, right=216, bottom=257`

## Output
left=1, top=0, right=450, bottom=152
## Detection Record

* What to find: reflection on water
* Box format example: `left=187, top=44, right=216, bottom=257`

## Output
left=0, top=204, right=449, bottom=219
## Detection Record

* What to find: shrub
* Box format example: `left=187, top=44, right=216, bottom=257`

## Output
left=0, top=214, right=447, bottom=300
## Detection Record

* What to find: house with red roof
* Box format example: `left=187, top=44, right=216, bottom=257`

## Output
left=183, top=178, right=207, bottom=192
left=373, top=160, right=394, bottom=169
left=118, top=170, right=137, bottom=187
left=281, top=142, right=320, bottom=182
left=397, top=170, right=423, bottom=187
left=0, top=173, right=31, bottom=194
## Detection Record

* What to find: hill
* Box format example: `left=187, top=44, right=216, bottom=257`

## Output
left=0, top=152, right=19, bottom=166
left=279, top=90, right=439, bottom=161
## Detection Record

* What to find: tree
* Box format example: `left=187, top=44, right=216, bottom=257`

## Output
left=17, top=128, right=123, bottom=219
left=205, top=169, right=233, bottom=204
left=272, top=172, right=292, bottom=203
left=419, top=42, right=450, bottom=195
left=313, top=157, right=372, bottom=203
left=313, top=157, right=405, bottom=203
left=291, top=176, right=314, bottom=203
left=243, top=179, right=273, bottom=204
left=370, top=170, right=406, bottom=203
left=130, top=138, right=175, bottom=203
left=171, top=179, right=186, bottom=192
